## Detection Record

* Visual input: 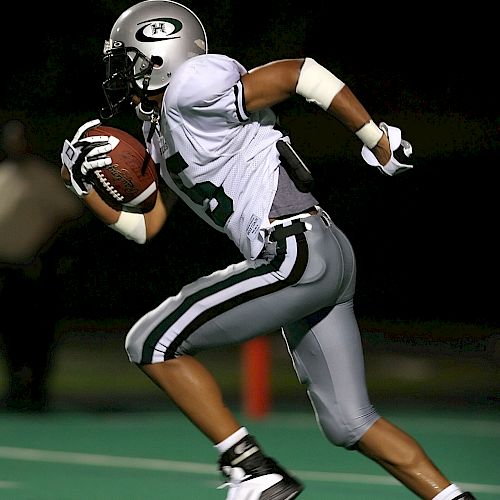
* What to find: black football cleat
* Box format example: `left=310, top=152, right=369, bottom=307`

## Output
left=218, top=434, right=304, bottom=499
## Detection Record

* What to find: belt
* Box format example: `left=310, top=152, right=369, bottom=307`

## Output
left=268, top=219, right=310, bottom=242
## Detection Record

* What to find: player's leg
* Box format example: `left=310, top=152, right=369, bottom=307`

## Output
left=354, top=418, right=475, bottom=499
left=140, top=355, right=240, bottom=443
left=126, top=216, right=326, bottom=427
left=284, top=300, right=473, bottom=499
left=127, top=237, right=313, bottom=498
left=141, top=356, right=303, bottom=499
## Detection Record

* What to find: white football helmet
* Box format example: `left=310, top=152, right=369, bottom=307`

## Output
left=102, top=0, right=207, bottom=118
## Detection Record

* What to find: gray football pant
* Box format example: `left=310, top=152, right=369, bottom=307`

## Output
left=126, top=209, right=380, bottom=448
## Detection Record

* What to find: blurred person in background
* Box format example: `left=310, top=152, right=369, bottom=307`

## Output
left=0, top=118, right=83, bottom=412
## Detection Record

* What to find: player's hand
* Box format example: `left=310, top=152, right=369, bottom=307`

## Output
left=361, top=122, right=413, bottom=176
left=60, top=119, right=119, bottom=196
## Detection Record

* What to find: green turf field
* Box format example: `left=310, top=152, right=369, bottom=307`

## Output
left=0, top=409, right=498, bottom=499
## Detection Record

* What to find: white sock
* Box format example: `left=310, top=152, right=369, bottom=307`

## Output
left=215, top=427, right=249, bottom=454
left=432, top=484, right=463, bottom=500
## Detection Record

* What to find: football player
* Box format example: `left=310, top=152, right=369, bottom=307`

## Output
left=61, top=2, right=475, bottom=499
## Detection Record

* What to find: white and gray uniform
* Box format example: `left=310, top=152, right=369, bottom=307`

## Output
left=125, top=54, right=380, bottom=448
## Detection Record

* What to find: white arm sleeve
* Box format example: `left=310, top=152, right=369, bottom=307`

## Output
left=109, top=211, right=147, bottom=244
left=296, top=57, right=345, bottom=110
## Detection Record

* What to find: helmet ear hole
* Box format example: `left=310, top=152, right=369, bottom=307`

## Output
left=151, top=56, right=163, bottom=68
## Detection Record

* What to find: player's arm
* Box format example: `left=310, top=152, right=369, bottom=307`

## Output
left=61, top=163, right=174, bottom=242
left=242, top=58, right=389, bottom=162
left=242, top=58, right=412, bottom=175
left=60, top=119, right=175, bottom=243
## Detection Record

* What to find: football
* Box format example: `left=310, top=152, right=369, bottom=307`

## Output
left=85, top=125, right=158, bottom=213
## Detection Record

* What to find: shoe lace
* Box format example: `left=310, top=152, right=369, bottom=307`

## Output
left=217, top=466, right=251, bottom=490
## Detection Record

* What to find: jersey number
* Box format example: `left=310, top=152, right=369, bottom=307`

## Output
left=166, top=153, right=234, bottom=227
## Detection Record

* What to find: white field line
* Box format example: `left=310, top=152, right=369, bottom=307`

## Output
left=0, top=446, right=499, bottom=495
left=0, top=480, right=19, bottom=489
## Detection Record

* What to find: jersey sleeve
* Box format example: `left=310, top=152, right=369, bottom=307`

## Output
left=167, top=54, right=250, bottom=129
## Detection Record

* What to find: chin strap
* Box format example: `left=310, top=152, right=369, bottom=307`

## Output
left=134, top=73, right=160, bottom=143
left=146, top=111, right=159, bottom=144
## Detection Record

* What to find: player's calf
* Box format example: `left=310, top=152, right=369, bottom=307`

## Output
left=217, top=434, right=304, bottom=499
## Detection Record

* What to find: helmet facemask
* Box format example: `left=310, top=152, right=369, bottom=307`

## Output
left=101, top=41, right=155, bottom=119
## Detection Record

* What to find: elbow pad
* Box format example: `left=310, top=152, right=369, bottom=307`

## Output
left=296, top=57, right=345, bottom=110
left=110, top=211, right=147, bottom=244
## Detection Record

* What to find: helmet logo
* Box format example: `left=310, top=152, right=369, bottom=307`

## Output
left=136, top=17, right=183, bottom=42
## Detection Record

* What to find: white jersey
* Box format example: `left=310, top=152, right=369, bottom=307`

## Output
left=144, top=54, right=284, bottom=260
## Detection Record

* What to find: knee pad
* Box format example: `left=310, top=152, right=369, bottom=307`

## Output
left=124, top=328, right=141, bottom=364
left=313, top=402, right=380, bottom=449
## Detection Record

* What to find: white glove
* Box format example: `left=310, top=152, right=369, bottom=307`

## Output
left=61, top=119, right=119, bottom=196
left=361, top=122, right=413, bottom=176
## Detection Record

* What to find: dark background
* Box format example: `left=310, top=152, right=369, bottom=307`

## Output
left=0, top=1, right=498, bottom=327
